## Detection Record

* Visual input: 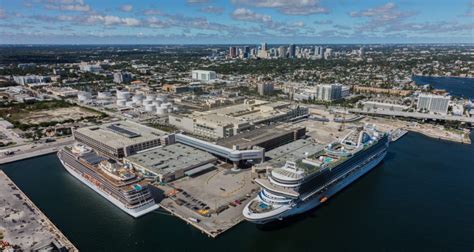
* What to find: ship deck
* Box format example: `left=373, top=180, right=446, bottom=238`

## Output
left=254, top=178, right=299, bottom=198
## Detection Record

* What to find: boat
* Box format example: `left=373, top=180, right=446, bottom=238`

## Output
left=57, top=143, right=159, bottom=218
left=243, top=124, right=390, bottom=224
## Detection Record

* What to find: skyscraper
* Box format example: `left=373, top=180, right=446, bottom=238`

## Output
left=261, top=42, right=268, bottom=51
left=288, top=44, right=296, bottom=58
left=229, top=46, right=237, bottom=58
left=278, top=46, right=287, bottom=58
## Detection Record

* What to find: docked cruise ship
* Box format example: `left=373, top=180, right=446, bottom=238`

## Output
left=243, top=125, right=389, bottom=224
left=57, top=143, right=159, bottom=218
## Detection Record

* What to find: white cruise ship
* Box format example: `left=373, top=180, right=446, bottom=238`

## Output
left=58, top=143, right=159, bottom=218
left=243, top=125, right=389, bottom=224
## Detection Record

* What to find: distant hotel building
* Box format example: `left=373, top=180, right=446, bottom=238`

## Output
left=191, top=70, right=217, bottom=82
left=73, top=121, right=173, bottom=159
left=417, top=93, right=450, bottom=114
left=317, top=84, right=342, bottom=101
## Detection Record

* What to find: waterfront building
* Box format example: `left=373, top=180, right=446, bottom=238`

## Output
left=169, top=100, right=309, bottom=139
left=73, top=120, right=173, bottom=159
left=417, top=93, right=450, bottom=114
left=362, top=101, right=409, bottom=112
left=191, top=70, right=217, bottom=82
left=124, top=143, right=217, bottom=182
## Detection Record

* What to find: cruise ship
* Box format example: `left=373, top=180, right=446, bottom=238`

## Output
left=57, top=143, right=159, bottom=218
left=243, top=125, right=389, bottom=224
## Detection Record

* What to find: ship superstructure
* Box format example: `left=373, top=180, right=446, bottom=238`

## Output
left=243, top=125, right=389, bottom=224
left=58, top=143, right=159, bottom=218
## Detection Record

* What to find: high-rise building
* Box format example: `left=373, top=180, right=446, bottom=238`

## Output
left=261, top=42, right=268, bottom=51
left=257, top=83, right=274, bottom=96
left=288, top=44, right=296, bottom=58
left=417, top=94, right=450, bottom=114
left=317, top=84, right=342, bottom=101
left=315, top=46, right=323, bottom=57
left=113, top=72, right=133, bottom=84
left=229, top=46, right=237, bottom=58
left=278, top=46, right=287, bottom=58
left=324, top=48, right=333, bottom=59
left=191, top=70, right=217, bottom=82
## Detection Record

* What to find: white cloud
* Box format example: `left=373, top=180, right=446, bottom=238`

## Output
left=143, top=9, right=163, bottom=15
left=120, top=4, right=133, bottom=12
left=44, top=0, right=91, bottom=12
left=187, top=0, right=209, bottom=3
left=231, top=8, right=272, bottom=23
left=84, top=15, right=141, bottom=26
left=231, top=0, right=328, bottom=15
left=200, top=6, right=224, bottom=14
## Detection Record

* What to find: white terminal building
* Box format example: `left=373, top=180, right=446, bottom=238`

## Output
left=73, top=120, right=173, bottom=159
left=417, top=93, right=450, bottom=115
left=191, top=70, right=217, bottom=82
left=169, top=100, right=309, bottom=139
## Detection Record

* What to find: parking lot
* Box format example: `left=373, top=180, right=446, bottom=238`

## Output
left=153, top=164, right=259, bottom=237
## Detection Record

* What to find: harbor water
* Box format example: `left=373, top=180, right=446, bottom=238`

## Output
left=1, top=132, right=473, bottom=251
left=412, top=75, right=474, bottom=99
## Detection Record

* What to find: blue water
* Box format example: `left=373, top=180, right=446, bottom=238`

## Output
left=412, top=76, right=474, bottom=99
left=1, top=132, right=474, bottom=251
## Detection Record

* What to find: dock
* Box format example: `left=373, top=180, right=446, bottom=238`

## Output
left=153, top=166, right=259, bottom=238
left=0, top=170, right=78, bottom=251
left=390, top=128, right=408, bottom=142
left=0, top=138, right=74, bottom=165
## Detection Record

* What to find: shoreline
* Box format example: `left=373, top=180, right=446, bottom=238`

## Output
left=412, top=75, right=474, bottom=80
left=0, top=170, right=78, bottom=251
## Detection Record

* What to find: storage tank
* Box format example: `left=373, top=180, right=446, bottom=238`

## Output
left=145, top=104, right=156, bottom=112
left=132, top=94, right=144, bottom=105
left=116, top=90, right=131, bottom=100
left=125, top=101, right=136, bottom=107
left=146, top=94, right=156, bottom=101
left=153, top=101, right=162, bottom=107
left=142, top=99, right=153, bottom=105
left=97, top=91, right=112, bottom=99
left=156, top=95, right=168, bottom=103
left=156, top=107, right=167, bottom=115
left=161, top=102, right=172, bottom=110
left=116, top=99, right=127, bottom=107
left=77, top=91, right=92, bottom=103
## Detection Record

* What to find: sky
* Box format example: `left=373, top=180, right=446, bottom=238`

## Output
left=0, top=0, right=473, bottom=44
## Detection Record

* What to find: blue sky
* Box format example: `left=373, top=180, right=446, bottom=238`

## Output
left=0, top=0, right=473, bottom=44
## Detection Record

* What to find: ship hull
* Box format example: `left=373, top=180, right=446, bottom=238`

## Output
left=245, top=150, right=387, bottom=224
left=58, top=153, right=159, bottom=218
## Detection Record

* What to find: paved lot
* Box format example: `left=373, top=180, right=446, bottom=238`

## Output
left=155, top=165, right=259, bottom=237
left=0, top=171, right=77, bottom=251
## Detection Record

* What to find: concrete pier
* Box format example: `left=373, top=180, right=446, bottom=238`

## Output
left=0, top=138, right=74, bottom=165
left=0, top=170, right=78, bottom=251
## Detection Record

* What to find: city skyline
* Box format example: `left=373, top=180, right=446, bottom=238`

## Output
left=0, top=0, right=473, bottom=44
